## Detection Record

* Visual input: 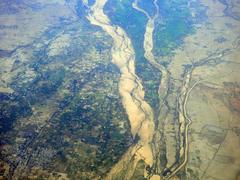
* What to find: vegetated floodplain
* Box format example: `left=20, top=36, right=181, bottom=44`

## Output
left=104, top=0, right=161, bottom=111
left=49, top=64, right=133, bottom=179
left=153, top=0, right=195, bottom=58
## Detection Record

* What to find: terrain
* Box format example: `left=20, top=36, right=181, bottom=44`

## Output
left=0, top=0, right=240, bottom=179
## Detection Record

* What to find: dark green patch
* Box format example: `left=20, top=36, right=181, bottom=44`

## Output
left=153, top=0, right=195, bottom=57
left=0, top=93, right=32, bottom=133
left=131, top=160, right=147, bottom=180
left=25, top=64, right=132, bottom=179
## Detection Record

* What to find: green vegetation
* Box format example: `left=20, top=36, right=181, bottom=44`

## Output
left=0, top=93, right=32, bottom=132
left=0, top=18, right=132, bottom=179
left=104, top=0, right=161, bottom=110
left=131, top=160, right=147, bottom=180
left=10, top=67, right=65, bottom=105
left=32, top=64, right=133, bottom=179
left=104, top=0, right=147, bottom=50
left=153, top=0, right=195, bottom=57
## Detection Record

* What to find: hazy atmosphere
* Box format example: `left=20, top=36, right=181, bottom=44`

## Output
left=0, top=0, right=240, bottom=179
